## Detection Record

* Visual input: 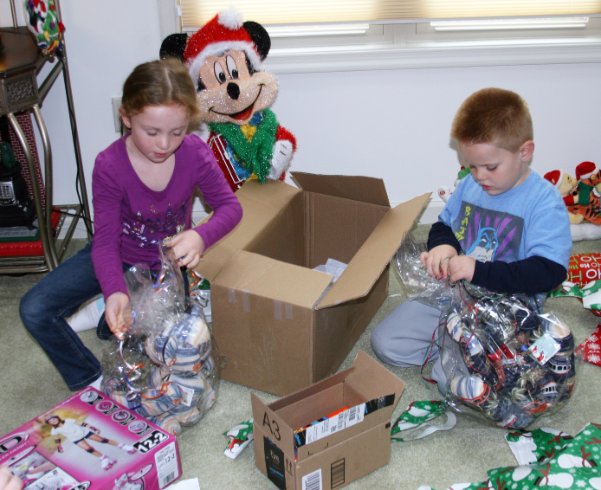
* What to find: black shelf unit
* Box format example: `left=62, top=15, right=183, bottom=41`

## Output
left=0, top=1, right=91, bottom=274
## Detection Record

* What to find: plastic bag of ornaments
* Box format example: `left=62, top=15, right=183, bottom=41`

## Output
left=437, top=282, right=577, bottom=429
left=101, top=244, right=219, bottom=434
left=394, top=233, right=453, bottom=309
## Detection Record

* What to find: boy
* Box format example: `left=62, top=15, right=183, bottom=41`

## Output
left=371, top=87, right=572, bottom=380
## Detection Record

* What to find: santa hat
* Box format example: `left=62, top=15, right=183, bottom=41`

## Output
left=576, top=161, right=597, bottom=181
left=544, top=169, right=564, bottom=187
left=184, top=10, right=264, bottom=83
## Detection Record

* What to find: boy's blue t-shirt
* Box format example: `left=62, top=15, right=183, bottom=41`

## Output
left=439, top=170, right=571, bottom=269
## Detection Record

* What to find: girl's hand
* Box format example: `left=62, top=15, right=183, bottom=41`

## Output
left=420, top=244, right=458, bottom=280
left=165, top=230, right=205, bottom=269
left=0, top=465, right=23, bottom=490
left=105, top=292, right=131, bottom=339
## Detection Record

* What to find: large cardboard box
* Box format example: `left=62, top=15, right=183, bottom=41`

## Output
left=0, top=388, right=181, bottom=489
left=251, top=351, right=405, bottom=489
left=197, top=172, right=429, bottom=395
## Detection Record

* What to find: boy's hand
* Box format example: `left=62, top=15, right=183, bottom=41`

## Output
left=420, top=244, right=458, bottom=280
left=105, top=292, right=131, bottom=339
left=447, top=255, right=476, bottom=283
left=165, top=230, right=205, bottom=269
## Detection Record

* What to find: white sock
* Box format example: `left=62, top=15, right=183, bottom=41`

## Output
left=67, top=295, right=105, bottom=332
left=89, top=375, right=103, bottom=390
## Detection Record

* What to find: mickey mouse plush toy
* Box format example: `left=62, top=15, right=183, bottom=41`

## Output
left=160, top=10, right=297, bottom=191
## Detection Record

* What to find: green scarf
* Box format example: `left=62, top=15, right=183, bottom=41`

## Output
left=209, top=109, right=278, bottom=183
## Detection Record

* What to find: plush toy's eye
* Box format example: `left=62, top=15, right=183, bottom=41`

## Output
left=214, top=62, right=227, bottom=84
left=226, top=55, right=239, bottom=80
left=245, top=56, right=256, bottom=76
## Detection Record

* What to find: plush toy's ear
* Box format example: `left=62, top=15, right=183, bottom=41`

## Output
left=160, top=33, right=189, bottom=62
left=243, top=21, right=271, bottom=60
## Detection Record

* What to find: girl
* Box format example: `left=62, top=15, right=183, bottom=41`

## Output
left=45, top=414, right=135, bottom=471
left=19, top=59, right=242, bottom=391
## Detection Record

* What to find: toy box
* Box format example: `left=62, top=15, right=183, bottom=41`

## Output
left=0, top=387, right=181, bottom=489
left=195, top=172, right=429, bottom=395
left=251, top=351, right=405, bottom=489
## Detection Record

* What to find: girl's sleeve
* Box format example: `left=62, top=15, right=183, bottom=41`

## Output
left=192, top=142, right=243, bottom=249
left=91, top=154, right=128, bottom=298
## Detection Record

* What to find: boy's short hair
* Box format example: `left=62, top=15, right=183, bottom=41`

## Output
left=451, top=87, right=533, bottom=152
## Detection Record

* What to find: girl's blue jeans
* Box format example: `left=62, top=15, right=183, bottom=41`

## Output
left=19, top=243, right=191, bottom=391
left=19, top=243, right=104, bottom=390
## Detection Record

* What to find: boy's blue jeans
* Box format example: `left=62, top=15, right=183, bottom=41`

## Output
left=19, top=243, right=104, bottom=390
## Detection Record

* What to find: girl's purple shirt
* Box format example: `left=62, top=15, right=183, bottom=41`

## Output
left=91, top=133, right=242, bottom=298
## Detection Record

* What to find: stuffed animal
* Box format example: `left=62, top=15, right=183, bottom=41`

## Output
left=438, top=166, right=470, bottom=203
left=545, top=162, right=601, bottom=240
left=160, top=10, right=297, bottom=191
left=105, top=311, right=217, bottom=435
left=543, top=168, right=584, bottom=224
left=569, top=161, right=601, bottom=224
left=23, top=0, right=64, bottom=57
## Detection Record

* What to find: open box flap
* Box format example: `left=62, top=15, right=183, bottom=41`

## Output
left=212, top=250, right=333, bottom=308
left=316, top=193, right=430, bottom=309
left=344, top=351, right=405, bottom=422
left=195, top=179, right=299, bottom=282
left=292, top=172, right=390, bottom=207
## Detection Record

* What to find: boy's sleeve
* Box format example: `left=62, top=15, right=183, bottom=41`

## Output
left=427, top=221, right=462, bottom=252
left=428, top=176, right=469, bottom=253
left=472, top=257, right=566, bottom=294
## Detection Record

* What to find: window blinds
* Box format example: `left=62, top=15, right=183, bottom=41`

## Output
left=179, top=0, right=601, bottom=29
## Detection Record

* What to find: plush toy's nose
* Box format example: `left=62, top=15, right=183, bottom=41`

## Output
left=227, top=82, right=240, bottom=100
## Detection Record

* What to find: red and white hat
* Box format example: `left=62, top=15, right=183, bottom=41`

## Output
left=544, top=169, right=564, bottom=187
left=575, top=161, right=597, bottom=181
left=184, top=10, right=263, bottom=83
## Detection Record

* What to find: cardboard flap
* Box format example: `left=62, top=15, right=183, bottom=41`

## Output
left=195, top=179, right=299, bottom=281
left=268, top=370, right=352, bottom=412
left=213, top=251, right=333, bottom=308
left=292, top=172, right=390, bottom=207
left=346, top=351, right=405, bottom=421
left=316, top=193, right=430, bottom=309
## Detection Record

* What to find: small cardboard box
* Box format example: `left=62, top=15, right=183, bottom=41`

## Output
left=251, top=351, right=405, bottom=489
left=197, top=172, right=429, bottom=395
left=0, top=387, right=181, bottom=489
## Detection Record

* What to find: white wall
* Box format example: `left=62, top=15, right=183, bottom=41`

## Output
left=6, top=1, right=601, bottom=227
left=274, top=62, right=601, bottom=220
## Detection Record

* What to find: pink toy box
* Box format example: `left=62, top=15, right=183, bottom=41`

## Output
left=0, top=387, right=181, bottom=489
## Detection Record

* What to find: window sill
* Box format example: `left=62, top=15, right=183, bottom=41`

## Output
left=266, top=38, right=601, bottom=74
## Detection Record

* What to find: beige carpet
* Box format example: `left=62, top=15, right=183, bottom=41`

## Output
left=1, top=232, right=600, bottom=489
